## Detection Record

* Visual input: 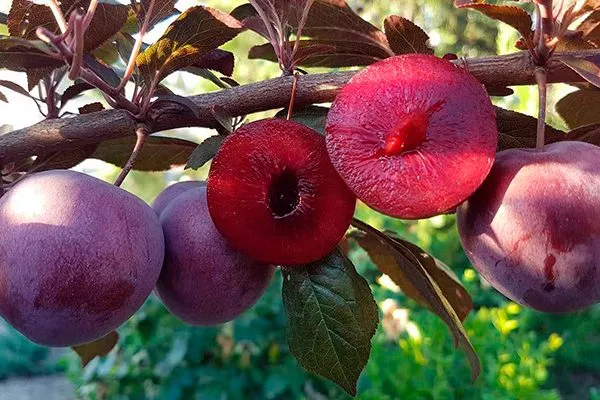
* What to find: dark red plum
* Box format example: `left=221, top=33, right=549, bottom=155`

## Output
left=0, top=170, right=164, bottom=346
left=326, top=54, right=497, bottom=219
left=156, top=187, right=274, bottom=325
left=207, top=119, right=356, bottom=265
left=457, top=141, right=600, bottom=312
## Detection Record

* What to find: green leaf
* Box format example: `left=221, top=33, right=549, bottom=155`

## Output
left=72, top=331, right=119, bottom=367
left=556, top=88, right=600, bottom=128
left=186, top=135, right=225, bottom=170
left=136, top=6, right=243, bottom=88
left=384, top=15, right=434, bottom=55
left=351, top=219, right=480, bottom=381
left=92, top=136, right=197, bottom=171
left=275, top=105, right=329, bottom=135
left=282, top=248, right=379, bottom=395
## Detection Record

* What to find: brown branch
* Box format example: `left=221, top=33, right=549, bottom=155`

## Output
left=1, top=50, right=599, bottom=164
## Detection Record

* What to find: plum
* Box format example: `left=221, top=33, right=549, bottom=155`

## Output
left=207, top=118, right=356, bottom=265
left=156, top=187, right=274, bottom=325
left=0, top=170, right=164, bottom=346
left=457, top=141, right=600, bottom=312
left=152, top=180, right=205, bottom=216
left=326, top=54, right=497, bottom=219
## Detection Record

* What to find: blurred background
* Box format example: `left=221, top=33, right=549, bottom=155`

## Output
left=1, top=0, right=599, bottom=399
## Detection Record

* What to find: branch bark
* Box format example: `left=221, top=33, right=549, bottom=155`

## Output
left=1, top=50, right=599, bottom=163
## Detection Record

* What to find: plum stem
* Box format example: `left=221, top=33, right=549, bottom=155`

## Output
left=287, top=73, right=300, bottom=120
left=535, top=67, right=548, bottom=151
left=114, top=125, right=148, bottom=187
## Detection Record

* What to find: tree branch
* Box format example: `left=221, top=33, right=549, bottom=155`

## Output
left=1, top=50, right=599, bottom=163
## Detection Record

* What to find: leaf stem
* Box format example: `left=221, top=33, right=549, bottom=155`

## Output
left=67, top=15, right=85, bottom=80
left=116, top=0, right=155, bottom=94
left=47, top=0, right=68, bottom=34
left=535, top=67, right=548, bottom=150
left=114, top=125, right=148, bottom=187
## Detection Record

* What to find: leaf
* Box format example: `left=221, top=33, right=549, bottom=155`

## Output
left=136, top=6, right=243, bottom=87
left=0, top=37, right=63, bottom=70
left=84, top=54, right=120, bottom=88
left=211, top=105, right=233, bottom=133
left=186, top=135, right=225, bottom=170
left=560, top=55, right=600, bottom=88
left=556, top=88, right=600, bottom=128
left=0, top=89, right=6, bottom=103
left=8, top=0, right=74, bottom=38
left=282, top=248, right=379, bottom=396
left=578, top=9, right=600, bottom=46
left=249, top=40, right=381, bottom=68
left=32, top=145, right=97, bottom=171
left=350, top=219, right=480, bottom=380
left=566, top=122, right=600, bottom=145
left=72, top=331, right=119, bottom=367
left=456, top=3, right=534, bottom=47
left=494, top=106, right=566, bottom=150
left=79, top=102, right=105, bottom=114
left=140, top=0, right=177, bottom=29
left=0, top=12, right=7, bottom=25
left=0, top=79, right=32, bottom=97
left=92, top=135, right=197, bottom=171
left=26, top=66, right=56, bottom=91
left=149, top=94, right=200, bottom=119
left=384, top=16, right=433, bottom=55
left=275, top=105, right=329, bottom=135
left=303, top=0, right=392, bottom=58
left=61, top=82, right=95, bottom=106
left=188, top=49, right=235, bottom=77
left=84, top=2, right=129, bottom=51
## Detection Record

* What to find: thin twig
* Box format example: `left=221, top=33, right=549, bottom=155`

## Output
left=287, top=73, right=300, bottom=120
left=114, top=125, right=148, bottom=186
left=535, top=67, right=548, bottom=150
left=115, top=0, right=155, bottom=93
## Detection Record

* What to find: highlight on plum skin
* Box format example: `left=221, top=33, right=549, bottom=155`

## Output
left=457, top=141, right=600, bottom=313
left=325, top=53, right=498, bottom=220
left=207, top=118, right=357, bottom=266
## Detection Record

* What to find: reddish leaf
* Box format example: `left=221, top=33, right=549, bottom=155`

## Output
left=32, top=145, right=97, bottom=171
left=351, top=219, right=480, bottom=380
left=92, top=135, right=198, bottom=171
left=79, top=102, right=105, bottom=114
left=495, top=106, right=566, bottom=150
left=84, top=2, right=129, bottom=51
left=560, top=55, right=600, bottom=88
left=61, top=82, right=95, bottom=106
left=136, top=6, right=243, bottom=87
left=140, top=0, right=177, bottom=28
left=72, top=331, right=119, bottom=367
left=456, top=3, right=534, bottom=47
left=191, top=49, right=235, bottom=76
left=26, top=66, right=57, bottom=91
left=556, top=88, right=600, bottom=128
left=0, top=79, right=31, bottom=97
left=556, top=34, right=598, bottom=51
left=0, top=37, right=63, bottom=70
left=302, top=0, right=392, bottom=58
left=249, top=40, right=381, bottom=68
left=566, top=123, right=600, bottom=145
left=0, top=89, right=7, bottom=103
left=384, top=15, right=433, bottom=55
left=578, top=9, right=600, bottom=45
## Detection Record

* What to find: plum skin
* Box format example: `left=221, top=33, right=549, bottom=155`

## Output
left=457, top=141, right=600, bottom=312
left=207, top=118, right=356, bottom=265
left=152, top=180, right=205, bottom=216
left=0, top=170, right=164, bottom=346
left=156, top=186, right=274, bottom=325
left=326, top=53, right=497, bottom=219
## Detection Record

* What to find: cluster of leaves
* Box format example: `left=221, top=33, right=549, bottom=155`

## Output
left=1, top=0, right=600, bottom=396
